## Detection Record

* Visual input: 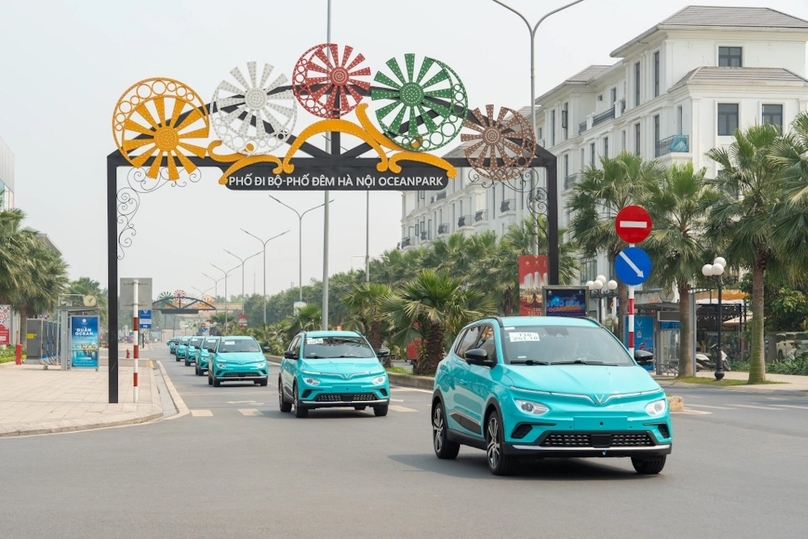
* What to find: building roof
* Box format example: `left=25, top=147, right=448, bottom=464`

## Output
left=535, top=65, right=613, bottom=103
left=612, top=5, right=808, bottom=57
left=669, top=66, right=808, bottom=91
left=36, top=233, right=62, bottom=255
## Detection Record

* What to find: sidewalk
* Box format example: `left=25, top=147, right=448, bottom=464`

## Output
left=654, top=368, right=808, bottom=394
left=0, top=355, right=185, bottom=438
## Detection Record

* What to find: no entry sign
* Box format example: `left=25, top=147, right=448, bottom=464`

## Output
left=615, top=205, right=652, bottom=244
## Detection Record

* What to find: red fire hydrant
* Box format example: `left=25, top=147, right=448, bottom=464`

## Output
left=126, top=349, right=131, bottom=359
left=15, top=344, right=22, bottom=365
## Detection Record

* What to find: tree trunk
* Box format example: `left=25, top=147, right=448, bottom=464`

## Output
left=416, top=321, right=444, bottom=376
left=677, top=280, right=694, bottom=377
left=748, top=264, right=766, bottom=384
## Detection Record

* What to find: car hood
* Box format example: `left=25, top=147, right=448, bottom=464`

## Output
left=299, top=358, right=383, bottom=376
left=216, top=352, right=265, bottom=362
left=505, top=364, right=660, bottom=395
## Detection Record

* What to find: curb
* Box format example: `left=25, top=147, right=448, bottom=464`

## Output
left=156, top=359, right=190, bottom=420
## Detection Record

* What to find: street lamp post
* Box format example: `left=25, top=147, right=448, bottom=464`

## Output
left=241, top=228, right=291, bottom=325
left=268, top=195, right=333, bottom=303
left=702, top=257, right=727, bottom=381
left=210, top=263, right=239, bottom=332
left=201, top=272, right=222, bottom=300
left=587, top=276, right=618, bottom=324
left=224, top=248, right=262, bottom=313
left=493, top=0, right=585, bottom=261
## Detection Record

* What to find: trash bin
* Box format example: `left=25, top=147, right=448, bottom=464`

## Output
left=15, top=343, right=22, bottom=365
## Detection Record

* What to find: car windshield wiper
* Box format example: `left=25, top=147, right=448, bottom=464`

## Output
left=553, top=359, right=611, bottom=365
left=509, top=359, right=550, bottom=365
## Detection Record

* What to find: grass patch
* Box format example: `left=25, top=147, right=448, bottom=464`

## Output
left=385, top=366, right=412, bottom=375
left=674, top=376, right=782, bottom=386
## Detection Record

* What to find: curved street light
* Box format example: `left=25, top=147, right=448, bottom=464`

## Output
left=210, top=263, right=240, bottom=332
left=268, top=195, right=334, bottom=303
left=241, top=228, right=291, bottom=325
left=201, top=272, right=223, bottom=300
left=223, top=248, right=262, bottom=313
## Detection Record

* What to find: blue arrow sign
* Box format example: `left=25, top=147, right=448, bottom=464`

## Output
left=615, top=247, right=652, bottom=286
left=138, top=309, right=152, bottom=329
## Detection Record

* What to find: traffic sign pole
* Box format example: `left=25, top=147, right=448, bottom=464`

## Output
left=132, top=279, right=139, bottom=404
left=628, top=252, right=635, bottom=358
left=614, top=206, right=653, bottom=358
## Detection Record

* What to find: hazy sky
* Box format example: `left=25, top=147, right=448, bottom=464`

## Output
left=2, top=0, right=807, bottom=301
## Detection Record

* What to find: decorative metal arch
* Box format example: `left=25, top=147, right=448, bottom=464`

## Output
left=152, top=295, right=216, bottom=315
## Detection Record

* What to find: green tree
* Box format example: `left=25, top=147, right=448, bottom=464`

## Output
left=644, top=163, right=720, bottom=377
left=342, top=282, right=393, bottom=365
left=68, top=277, right=109, bottom=327
left=706, top=123, right=787, bottom=384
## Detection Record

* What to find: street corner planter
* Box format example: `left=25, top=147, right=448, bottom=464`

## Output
left=667, top=395, right=684, bottom=413
left=387, top=372, right=434, bottom=390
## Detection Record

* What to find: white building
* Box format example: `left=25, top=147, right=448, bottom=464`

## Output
left=0, top=136, right=15, bottom=209
left=400, top=5, right=808, bottom=285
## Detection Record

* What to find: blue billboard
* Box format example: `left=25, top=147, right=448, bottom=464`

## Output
left=71, top=315, right=100, bottom=369
left=543, top=287, right=588, bottom=318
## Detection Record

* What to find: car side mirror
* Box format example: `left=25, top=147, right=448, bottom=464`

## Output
left=465, top=348, right=495, bottom=367
left=207, top=347, right=216, bottom=353
left=376, top=347, right=390, bottom=359
left=262, top=346, right=271, bottom=353
left=283, top=350, right=298, bottom=360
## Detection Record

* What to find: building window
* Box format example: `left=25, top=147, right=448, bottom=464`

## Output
left=677, top=105, right=683, bottom=134
left=621, top=130, right=626, bottom=151
left=762, top=104, right=783, bottom=133
left=653, top=115, right=660, bottom=157
left=538, top=127, right=543, bottom=141
left=562, top=102, right=569, bottom=140
left=717, top=103, right=739, bottom=136
left=551, top=110, right=556, bottom=146
left=564, top=153, right=569, bottom=177
left=634, top=62, right=641, bottom=107
left=603, top=136, right=609, bottom=158
left=653, top=51, right=660, bottom=97
left=634, top=122, right=641, bottom=155
left=590, top=142, right=596, bottom=166
left=581, top=259, right=597, bottom=283
left=610, top=87, right=617, bottom=105
left=718, top=46, right=742, bottom=67
left=580, top=148, right=585, bottom=171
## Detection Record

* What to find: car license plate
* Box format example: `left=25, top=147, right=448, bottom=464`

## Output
left=573, top=417, right=628, bottom=430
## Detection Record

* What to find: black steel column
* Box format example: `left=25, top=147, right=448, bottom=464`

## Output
left=546, top=159, right=559, bottom=285
left=715, top=277, right=724, bottom=381
left=106, top=156, right=119, bottom=403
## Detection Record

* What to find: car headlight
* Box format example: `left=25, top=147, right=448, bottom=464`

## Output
left=514, top=399, right=549, bottom=415
left=645, top=399, right=667, bottom=416
left=255, top=361, right=267, bottom=367
left=303, top=377, right=320, bottom=386
left=371, top=375, right=387, bottom=385
left=216, top=362, right=227, bottom=369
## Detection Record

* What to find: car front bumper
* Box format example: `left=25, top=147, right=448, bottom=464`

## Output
left=211, top=365, right=268, bottom=381
left=298, top=383, right=390, bottom=408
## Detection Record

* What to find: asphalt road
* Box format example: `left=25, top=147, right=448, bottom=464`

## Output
left=1, top=346, right=807, bottom=539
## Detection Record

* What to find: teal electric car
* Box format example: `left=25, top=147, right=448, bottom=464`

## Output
left=168, top=338, right=178, bottom=355
left=175, top=336, right=191, bottom=361
left=279, top=330, right=390, bottom=418
left=185, top=336, right=205, bottom=367
left=207, top=336, right=268, bottom=387
left=195, top=336, right=220, bottom=376
left=431, top=316, right=672, bottom=476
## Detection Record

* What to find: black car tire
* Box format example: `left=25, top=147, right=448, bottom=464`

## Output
left=194, top=364, right=200, bottom=376
left=373, top=405, right=388, bottom=417
left=485, top=411, right=517, bottom=476
left=354, top=405, right=366, bottom=411
left=213, top=376, right=221, bottom=387
left=432, top=401, right=459, bottom=460
left=176, top=356, right=180, bottom=362
left=631, top=455, right=666, bottom=475
left=207, top=373, right=212, bottom=386
left=294, top=385, right=308, bottom=418
left=185, top=359, right=191, bottom=367
left=279, top=380, right=292, bottom=413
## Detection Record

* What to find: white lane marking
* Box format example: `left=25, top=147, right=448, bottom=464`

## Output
left=227, top=400, right=262, bottom=404
left=391, top=387, right=432, bottom=393
left=191, top=409, right=213, bottom=417
left=677, top=409, right=712, bottom=415
left=732, top=404, right=782, bottom=411
left=687, top=404, right=733, bottom=410
left=389, top=405, right=418, bottom=413
left=770, top=404, right=808, bottom=410
left=390, top=398, right=405, bottom=402
left=239, top=409, right=261, bottom=416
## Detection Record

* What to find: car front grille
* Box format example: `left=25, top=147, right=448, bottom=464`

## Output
left=315, top=393, right=376, bottom=402
left=657, top=423, right=670, bottom=439
left=223, top=372, right=261, bottom=378
left=540, top=432, right=654, bottom=448
left=511, top=424, right=533, bottom=440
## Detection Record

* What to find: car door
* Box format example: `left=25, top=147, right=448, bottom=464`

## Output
left=457, top=323, right=499, bottom=439
left=281, top=335, right=301, bottom=398
left=447, top=325, right=484, bottom=437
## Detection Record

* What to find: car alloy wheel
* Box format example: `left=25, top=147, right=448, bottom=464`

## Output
left=432, top=401, right=459, bottom=460
left=293, top=384, right=308, bottom=418
left=485, top=411, right=517, bottom=476
left=279, top=380, right=292, bottom=413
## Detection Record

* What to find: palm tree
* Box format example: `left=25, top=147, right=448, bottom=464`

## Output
left=286, top=303, right=322, bottom=342
left=644, top=163, right=720, bottom=377
left=383, top=270, right=492, bottom=375
left=342, top=282, right=393, bottom=365
left=706, top=123, right=787, bottom=384
left=569, top=152, right=663, bottom=339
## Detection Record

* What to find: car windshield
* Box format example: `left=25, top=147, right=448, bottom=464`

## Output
left=302, top=336, right=375, bottom=359
left=217, top=338, right=261, bottom=353
left=189, top=338, right=204, bottom=347
left=204, top=339, right=219, bottom=347
left=502, top=325, right=633, bottom=366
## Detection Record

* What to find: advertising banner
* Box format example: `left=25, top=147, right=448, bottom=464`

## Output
left=0, top=304, right=10, bottom=345
left=518, top=255, right=548, bottom=316
left=71, top=316, right=100, bottom=369
left=543, top=287, right=588, bottom=318
left=625, top=315, right=655, bottom=354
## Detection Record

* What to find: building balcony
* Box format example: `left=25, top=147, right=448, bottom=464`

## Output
left=564, top=173, right=579, bottom=191
left=399, top=236, right=414, bottom=249
left=592, top=107, right=615, bottom=127
left=579, top=120, right=588, bottom=135
left=457, top=214, right=473, bottom=228
left=436, top=191, right=447, bottom=201
left=500, top=198, right=515, bottom=214
left=474, top=209, right=488, bottom=223
left=655, top=135, right=690, bottom=158
left=437, top=223, right=449, bottom=235
left=419, top=230, right=432, bottom=242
